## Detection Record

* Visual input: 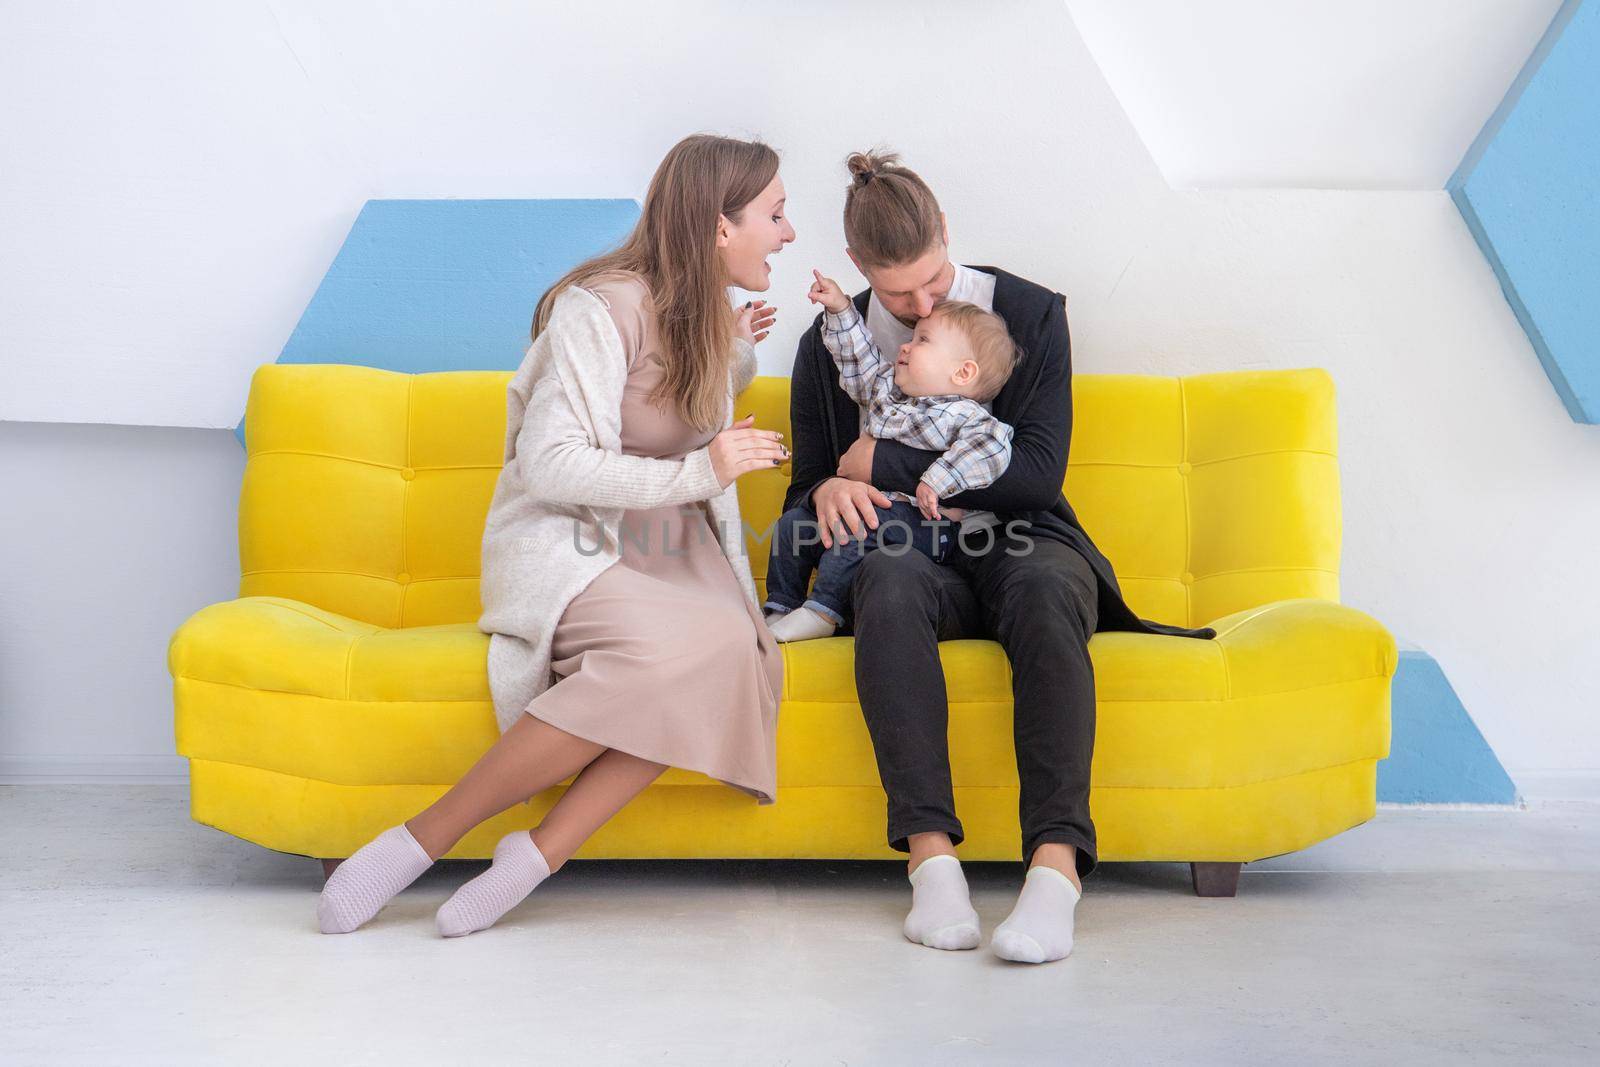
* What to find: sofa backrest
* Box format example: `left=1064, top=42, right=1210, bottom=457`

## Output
left=239, top=364, right=1339, bottom=630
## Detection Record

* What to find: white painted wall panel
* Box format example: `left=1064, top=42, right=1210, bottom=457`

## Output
left=1065, top=0, right=1564, bottom=189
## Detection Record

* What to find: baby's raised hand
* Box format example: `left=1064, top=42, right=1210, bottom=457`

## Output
left=808, top=269, right=850, bottom=314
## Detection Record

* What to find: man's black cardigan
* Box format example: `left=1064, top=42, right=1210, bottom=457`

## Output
left=781, top=264, right=1216, bottom=641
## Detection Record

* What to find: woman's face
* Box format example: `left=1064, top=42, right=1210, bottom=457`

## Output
left=718, top=172, right=796, bottom=292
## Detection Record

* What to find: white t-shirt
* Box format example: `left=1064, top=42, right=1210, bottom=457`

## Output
left=861, top=263, right=1002, bottom=531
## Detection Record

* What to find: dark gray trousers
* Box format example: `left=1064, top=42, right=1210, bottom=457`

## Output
left=849, top=521, right=1101, bottom=879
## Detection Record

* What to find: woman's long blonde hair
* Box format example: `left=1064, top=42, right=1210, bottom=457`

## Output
left=531, top=134, right=779, bottom=433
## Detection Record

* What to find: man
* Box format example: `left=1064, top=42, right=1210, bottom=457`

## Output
left=783, top=150, right=1215, bottom=964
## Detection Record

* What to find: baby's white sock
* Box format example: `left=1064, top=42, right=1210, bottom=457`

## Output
left=991, top=865, right=1080, bottom=963
left=903, top=853, right=980, bottom=951
left=768, top=606, right=837, bottom=643
left=317, top=824, right=434, bottom=934
left=435, top=830, right=552, bottom=937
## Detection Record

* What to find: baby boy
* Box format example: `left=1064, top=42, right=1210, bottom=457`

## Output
left=764, top=270, right=1021, bottom=642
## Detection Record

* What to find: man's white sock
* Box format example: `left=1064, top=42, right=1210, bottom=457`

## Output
left=903, top=854, right=981, bottom=951
left=435, top=830, right=552, bottom=937
left=992, top=865, right=1080, bottom=963
left=317, top=824, right=434, bottom=934
left=768, top=606, right=837, bottom=643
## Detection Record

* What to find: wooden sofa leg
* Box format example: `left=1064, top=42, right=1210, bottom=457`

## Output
left=1190, top=861, right=1241, bottom=897
left=320, top=859, right=343, bottom=880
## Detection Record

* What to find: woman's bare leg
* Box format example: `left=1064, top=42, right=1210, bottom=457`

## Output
left=432, top=748, right=666, bottom=936
left=320, top=713, right=628, bottom=934
left=530, top=748, right=667, bottom=870
left=405, top=712, right=607, bottom=859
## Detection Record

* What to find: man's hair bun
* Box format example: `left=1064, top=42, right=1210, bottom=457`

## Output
left=846, top=150, right=900, bottom=187
left=842, top=148, right=942, bottom=269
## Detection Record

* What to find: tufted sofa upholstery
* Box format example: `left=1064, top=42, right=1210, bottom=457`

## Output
left=169, top=364, right=1394, bottom=888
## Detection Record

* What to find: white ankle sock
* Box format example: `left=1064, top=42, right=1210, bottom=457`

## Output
left=903, top=854, right=980, bottom=951
left=992, top=865, right=1080, bottom=963
left=435, top=830, right=552, bottom=937
left=317, top=824, right=433, bottom=934
left=768, top=606, right=837, bottom=643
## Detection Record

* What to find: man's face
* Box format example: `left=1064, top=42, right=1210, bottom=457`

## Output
left=854, top=242, right=955, bottom=328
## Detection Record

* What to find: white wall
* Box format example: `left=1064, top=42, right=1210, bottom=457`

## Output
left=2, top=0, right=1597, bottom=776
left=1064, top=0, right=1564, bottom=189
left=0, top=420, right=242, bottom=780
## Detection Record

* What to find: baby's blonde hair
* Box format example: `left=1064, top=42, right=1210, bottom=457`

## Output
left=928, top=300, right=1021, bottom=403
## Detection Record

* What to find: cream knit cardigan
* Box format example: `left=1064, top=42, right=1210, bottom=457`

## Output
left=476, top=284, right=761, bottom=732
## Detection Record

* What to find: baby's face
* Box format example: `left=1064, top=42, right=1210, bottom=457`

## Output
left=893, top=312, right=977, bottom=399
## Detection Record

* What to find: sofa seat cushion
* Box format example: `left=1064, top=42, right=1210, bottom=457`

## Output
left=780, top=597, right=1394, bottom=791
left=171, top=597, right=498, bottom=787
left=172, top=596, right=1392, bottom=794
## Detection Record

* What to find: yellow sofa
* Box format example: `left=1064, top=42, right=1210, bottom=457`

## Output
left=169, top=364, right=1394, bottom=895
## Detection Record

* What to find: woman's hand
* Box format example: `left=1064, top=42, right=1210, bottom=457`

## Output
left=709, top=414, right=788, bottom=489
left=736, top=300, right=777, bottom=346
left=810, top=476, right=893, bottom=550
left=807, top=270, right=850, bottom=314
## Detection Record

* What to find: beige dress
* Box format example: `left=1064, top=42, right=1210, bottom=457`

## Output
left=521, top=272, right=783, bottom=803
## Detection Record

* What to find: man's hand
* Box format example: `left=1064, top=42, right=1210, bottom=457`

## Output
left=810, top=476, right=892, bottom=550
left=837, top=434, right=876, bottom=483
left=915, top=480, right=943, bottom=521
left=807, top=270, right=851, bottom=315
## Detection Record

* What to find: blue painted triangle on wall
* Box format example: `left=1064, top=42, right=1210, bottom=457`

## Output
left=1448, top=0, right=1598, bottom=423
left=235, top=198, right=641, bottom=446
left=1379, top=649, right=1518, bottom=805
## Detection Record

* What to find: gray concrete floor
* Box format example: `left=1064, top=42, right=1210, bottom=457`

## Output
left=1, top=786, right=1596, bottom=1065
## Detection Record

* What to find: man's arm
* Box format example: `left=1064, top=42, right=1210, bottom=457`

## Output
left=781, top=318, right=841, bottom=515
left=871, top=294, right=1071, bottom=512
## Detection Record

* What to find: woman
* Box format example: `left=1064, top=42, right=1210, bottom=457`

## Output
left=317, top=133, right=796, bottom=936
